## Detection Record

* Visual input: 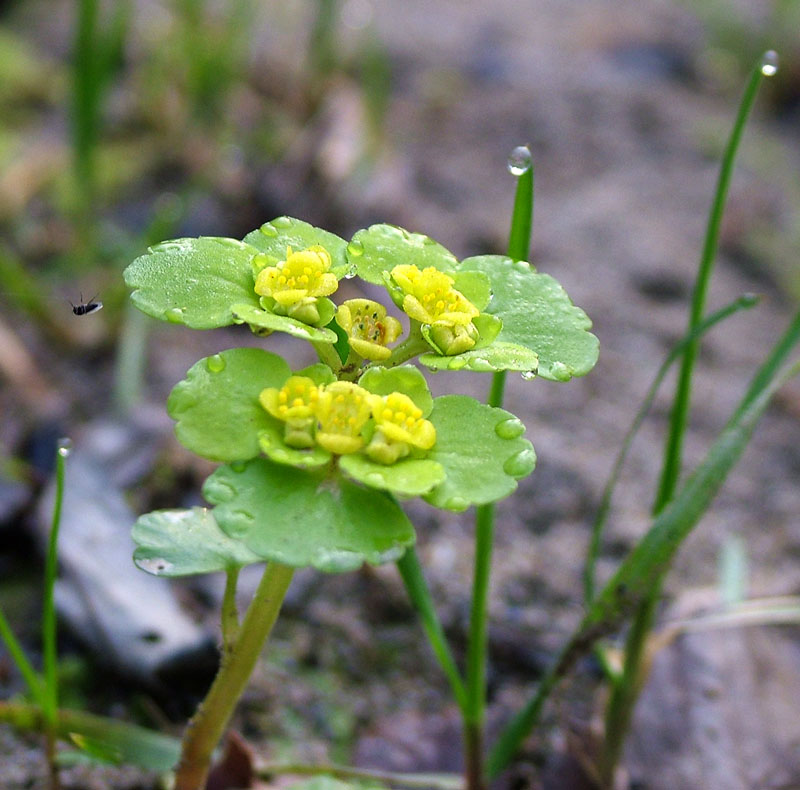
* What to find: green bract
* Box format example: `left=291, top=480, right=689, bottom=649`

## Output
left=459, top=255, right=599, bottom=381
left=243, top=216, right=350, bottom=278
left=347, top=223, right=458, bottom=284
left=203, top=459, right=415, bottom=572
left=132, top=507, right=261, bottom=576
left=127, top=216, right=594, bottom=576
left=124, top=237, right=261, bottom=329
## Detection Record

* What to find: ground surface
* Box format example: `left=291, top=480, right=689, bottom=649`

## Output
left=2, top=0, right=800, bottom=788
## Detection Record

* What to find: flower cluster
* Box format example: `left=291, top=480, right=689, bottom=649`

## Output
left=260, top=376, right=436, bottom=465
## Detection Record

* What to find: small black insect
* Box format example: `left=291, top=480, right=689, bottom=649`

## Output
left=70, top=293, right=103, bottom=316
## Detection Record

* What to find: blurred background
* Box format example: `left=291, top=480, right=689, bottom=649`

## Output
left=1, top=0, right=800, bottom=787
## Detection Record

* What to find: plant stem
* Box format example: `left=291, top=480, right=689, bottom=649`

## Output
left=42, top=440, right=68, bottom=790
left=463, top=151, right=534, bottom=790
left=395, top=549, right=468, bottom=712
left=600, top=55, right=772, bottom=788
left=312, top=340, right=344, bottom=373
left=653, top=57, right=769, bottom=515
left=258, top=761, right=463, bottom=790
left=174, top=562, right=294, bottom=790
left=221, top=567, right=240, bottom=653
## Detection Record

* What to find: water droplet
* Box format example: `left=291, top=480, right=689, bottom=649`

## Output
left=503, top=448, right=536, bottom=478
left=222, top=509, right=255, bottom=538
left=206, top=354, right=226, bottom=373
left=549, top=361, right=571, bottom=382
left=760, top=50, right=779, bottom=77
left=315, top=549, right=363, bottom=573
left=272, top=216, right=292, bottom=228
left=260, top=222, right=278, bottom=237
left=57, top=437, right=72, bottom=457
left=521, top=370, right=537, bottom=381
left=203, top=478, right=236, bottom=503
left=230, top=460, right=247, bottom=473
left=137, top=557, right=174, bottom=575
left=215, top=238, right=246, bottom=250
left=364, top=472, right=385, bottom=487
left=467, top=357, right=494, bottom=372
left=444, top=496, right=469, bottom=511
left=507, top=145, right=532, bottom=176
left=165, top=307, right=185, bottom=323
left=495, top=418, right=525, bottom=440
left=347, top=239, right=364, bottom=257
left=344, top=269, right=357, bottom=279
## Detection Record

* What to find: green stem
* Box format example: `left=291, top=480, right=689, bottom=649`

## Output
left=582, top=295, right=759, bottom=605
left=258, top=761, right=463, bottom=790
left=42, top=440, right=68, bottom=789
left=174, top=562, right=294, bottom=790
left=312, top=340, right=344, bottom=373
left=221, top=567, right=240, bottom=653
left=602, top=55, right=773, bottom=788
left=653, top=57, right=769, bottom=515
left=395, top=549, right=467, bottom=712
left=0, top=608, right=44, bottom=707
left=463, top=151, right=534, bottom=790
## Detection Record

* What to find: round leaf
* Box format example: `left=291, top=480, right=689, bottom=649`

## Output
left=231, top=302, right=337, bottom=343
left=132, top=507, right=261, bottom=576
left=424, top=395, right=536, bottom=511
left=203, top=459, right=416, bottom=572
left=420, top=341, right=538, bottom=374
left=167, top=348, right=291, bottom=462
left=358, top=365, right=433, bottom=416
left=339, top=454, right=445, bottom=497
left=243, top=217, right=350, bottom=278
left=124, top=237, right=260, bottom=328
left=459, top=255, right=599, bottom=381
left=348, top=224, right=458, bottom=284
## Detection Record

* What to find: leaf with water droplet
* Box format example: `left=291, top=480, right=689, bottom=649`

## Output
left=348, top=224, right=459, bottom=284
left=124, top=237, right=262, bottom=328
left=231, top=302, right=337, bottom=343
left=167, top=348, right=291, bottom=462
left=358, top=365, right=433, bottom=415
left=339, top=454, right=445, bottom=497
left=423, top=395, right=536, bottom=511
left=204, top=459, right=415, bottom=572
left=458, top=255, right=598, bottom=381
left=243, top=217, right=350, bottom=278
left=132, top=507, right=262, bottom=576
left=420, top=341, right=538, bottom=374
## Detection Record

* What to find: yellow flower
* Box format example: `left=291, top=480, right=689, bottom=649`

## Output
left=315, top=382, right=372, bottom=455
left=390, top=264, right=479, bottom=327
left=365, top=391, right=436, bottom=464
left=254, top=245, right=339, bottom=309
left=335, top=299, right=403, bottom=361
left=259, top=376, right=321, bottom=448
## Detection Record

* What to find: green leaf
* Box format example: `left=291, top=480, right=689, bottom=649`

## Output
left=339, top=454, right=445, bottom=497
left=296, top=363, right=337, bottom=386
left=167, top=348, right=291, bottom=462
left=123, top=237, right=260, bottom=328
left=349, top=224, right=458, bottom=284
left=459, top=255, right=598, bottom=381
left=203, top=458, right=416, bottom=572
left=132, top=507, right=261, bottom=576
left=424, top=395, right=535, bottom=511
left=243, top=216, right=350, bottom=278
left=452, top=270, right=491, bottom=311
left=420, top=341, right=538, bottom=374
left=358, top=365, right=433, bottom=415
left=231, top=303, right=338, bottom=343
left=257, top=423, right=332, bottom=469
